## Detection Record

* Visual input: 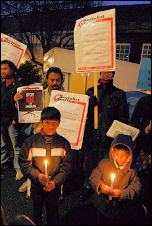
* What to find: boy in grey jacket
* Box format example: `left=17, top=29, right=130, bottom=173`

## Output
left=89, top=134, right=146, bottom=225
left=19, top=107, right=72, bottom=225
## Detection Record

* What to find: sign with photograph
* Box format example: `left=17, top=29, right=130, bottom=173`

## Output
left=17, top=86, right=43, bottom=123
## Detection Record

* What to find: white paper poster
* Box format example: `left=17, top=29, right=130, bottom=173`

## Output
left=106, top=120, right=140, bottom=141
left=17, top=86, right=44, bottom=123
left=74, top=8, right=116, bottom=72
left=49, top=90, right=89, bottom=150
left=1, top=33, right=27, bottom=68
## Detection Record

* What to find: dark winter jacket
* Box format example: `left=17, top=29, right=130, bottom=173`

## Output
left=85, top=81, right=129, bottom=146
left=89, top=134, right=141, bottom=218
left=19, top=132, right=72, bottom=200
left=130, top=95, right=151, bottom=154
left=1, top=78, right=22, bottom=126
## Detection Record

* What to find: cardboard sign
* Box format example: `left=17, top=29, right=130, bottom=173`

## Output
left=17, top=86, right=44, bottom=123
left=1, top=33, right=27, bottom=68
left=49, top=90, right=89, bottom=150
left=136, top=58, right=151, bottom=91
left=74, top=8, right=116, bottom=72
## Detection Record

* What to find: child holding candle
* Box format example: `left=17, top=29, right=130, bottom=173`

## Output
left=18, top=107, right=72, bottom=225
left=89, top=134, right=146, bottom=225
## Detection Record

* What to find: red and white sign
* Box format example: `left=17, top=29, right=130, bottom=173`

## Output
left=49, top=90, right=89, bottom=150
left=74, top=8, right=116, bottom=72
left=17, top=86, right=44, bottom=123
left=1, top=33, right=27, bottom=68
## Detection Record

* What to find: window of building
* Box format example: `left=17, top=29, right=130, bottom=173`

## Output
left=141, top=44, right=151, bottom=58
left=116, top=43, right=131, bottom=61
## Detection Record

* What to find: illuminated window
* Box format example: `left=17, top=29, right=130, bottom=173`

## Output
left=116, top=43, right=130, bottom=61
left=141, top=44, right=151, bottom=58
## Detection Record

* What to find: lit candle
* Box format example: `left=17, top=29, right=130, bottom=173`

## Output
left=149, top=120, right=151, bottom=128
left=109, top=173, right=115, bottom=200
left=110, top=173, right=115, bottom=190
left=44, top=160, right=48, bottom=177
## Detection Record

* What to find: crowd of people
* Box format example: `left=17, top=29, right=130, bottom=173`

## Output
left=1, top=60, right=151, bottom=225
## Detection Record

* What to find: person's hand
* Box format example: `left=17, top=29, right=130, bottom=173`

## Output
left=38, top=173, right=50, bottom=186
left=111, top=189, right=121, bottom=198
left=98, top=183, right=111, bottom=195
left=14, top=92, right=23, bottom=102
left=145, top=125, right=151, bottom=134
left=12, top=120, right=16, bottom=124
left=92, top=96, right=99, bottom=107
left=43, top=180, right=56, bottom=192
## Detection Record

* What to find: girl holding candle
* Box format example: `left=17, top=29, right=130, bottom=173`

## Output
left=89, top=134, right=146, bottom=225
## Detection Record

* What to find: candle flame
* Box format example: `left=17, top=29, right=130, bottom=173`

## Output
left=111, top=173, right=115, bottom=182
left=45, top=160, right=48, bottom=167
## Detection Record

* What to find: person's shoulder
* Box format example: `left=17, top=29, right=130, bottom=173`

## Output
left=99, top=158, right=110, bottom=167
left=56, top=133, right=71, bottom=146
left=23, top=133, right=42, bottom=144
left=86, top=86, right=94, bottom=93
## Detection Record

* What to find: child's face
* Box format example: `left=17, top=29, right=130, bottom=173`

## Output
left=40, top=119, right=60, bottom=135
left=113, top=149, right=129, bottom=167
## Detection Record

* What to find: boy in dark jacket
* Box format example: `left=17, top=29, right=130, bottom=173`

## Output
left=89, top=134, right=146, bottom=225
left=19, top=107, right=72, bottom=225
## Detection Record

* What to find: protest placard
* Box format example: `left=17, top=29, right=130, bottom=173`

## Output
left=17, top=86, right=44, bottom=123
left=49, top=90, right=89, bottom=150
left=1, top=33, right=27, bottom=68
left=106, top=120, right=140, bottom=141
left=74, top=8, right=116, bottom=72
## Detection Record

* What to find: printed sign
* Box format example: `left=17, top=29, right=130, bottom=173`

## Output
left=17, top=86, right=44, bottom=123
left=49, top=90, right=89, bottom=150
left=106, top=120, right=140, bottom=141
left=1, top=33, right=27, bottom=68
left=74, top=8, right=116, bottom=72
left=136, top=58, right=151, bottom=91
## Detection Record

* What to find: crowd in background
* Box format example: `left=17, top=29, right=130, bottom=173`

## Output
left=1, top=60, right=151, bottom=225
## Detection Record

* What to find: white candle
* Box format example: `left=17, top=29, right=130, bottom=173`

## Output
left=110, top=173, right=115, bottom=189
left=45, top=160, right=48, bottom=176
left=109, top=173, right=115, bottom=200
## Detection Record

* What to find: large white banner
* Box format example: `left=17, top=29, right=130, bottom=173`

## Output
left=49, top=90, right=89, bottom=150
left=17, top=86, right=44, bottom=123
left=74, top=8, right=116, bottom=72
left=1, top=33, right=27, bottom=68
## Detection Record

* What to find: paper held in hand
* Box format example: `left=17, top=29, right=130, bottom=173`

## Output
left=106, top=120, right=140, bottom=141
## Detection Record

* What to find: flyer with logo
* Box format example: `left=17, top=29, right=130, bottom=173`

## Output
left=74, top=8, right=116, bottom=72
left=49, top=90, right=89, bottom=150
left=17, top=86, right=44, bottom=123
left=1, top=33, right=27, bottom=68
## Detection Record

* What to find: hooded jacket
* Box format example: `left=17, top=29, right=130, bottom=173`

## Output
left=89, top=134, right=141, bottom=218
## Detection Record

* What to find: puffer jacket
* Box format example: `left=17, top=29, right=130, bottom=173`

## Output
left=19, top=131, right=72, bottom=200
left=85, top=81, right=129, bottom=145
left=89, top=134, right=141, bottom=218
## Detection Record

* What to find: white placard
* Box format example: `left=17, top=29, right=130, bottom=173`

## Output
left=17, top=86, right=44, bottom=123
left=74, top=8, right=115, bottom=72
left=1, top=33, right=27, bottom=68
left=106, top=120, right=140, bottom=141
left=49, top=90, right=89, bottom=150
